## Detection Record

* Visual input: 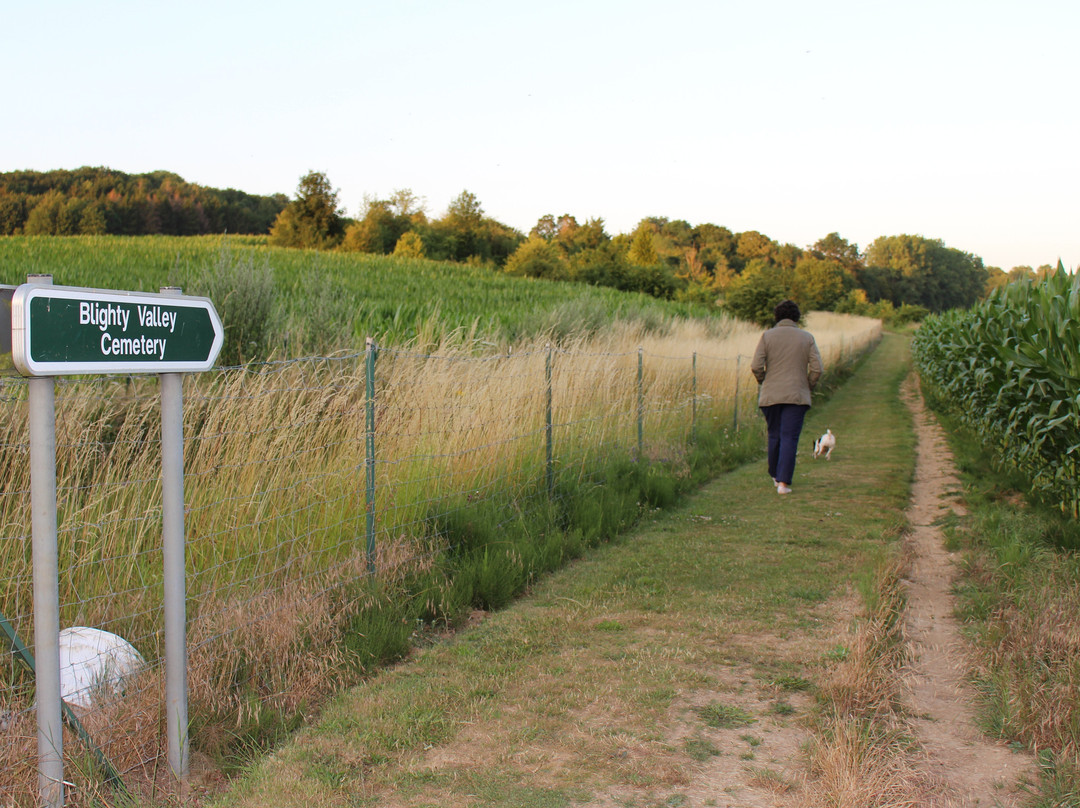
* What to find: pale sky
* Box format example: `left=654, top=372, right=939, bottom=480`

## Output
left=4, top=0, right=1077, bottom=271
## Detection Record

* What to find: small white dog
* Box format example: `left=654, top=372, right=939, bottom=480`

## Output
left=813, top=428, right=836, bottom=460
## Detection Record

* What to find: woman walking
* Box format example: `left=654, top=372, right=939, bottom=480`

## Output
left=750, top=300, right=823, bottom=495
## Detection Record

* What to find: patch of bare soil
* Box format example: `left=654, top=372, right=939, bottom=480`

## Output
left=899, top=374, right=1038, bottom=806
left=573, top=657, right=817, bottom=808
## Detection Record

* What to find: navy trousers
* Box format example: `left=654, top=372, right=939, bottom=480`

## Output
left=760, top=404, right=809, bottom=486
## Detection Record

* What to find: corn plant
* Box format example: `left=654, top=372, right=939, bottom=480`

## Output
left=912, top=262, right=1080, bottom=517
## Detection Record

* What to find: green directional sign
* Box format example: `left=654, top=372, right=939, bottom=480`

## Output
left=12, top=284, right=223, bottom=376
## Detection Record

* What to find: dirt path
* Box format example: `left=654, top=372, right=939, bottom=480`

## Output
left=582, top=373, right=1044, bottom=808
left=900, top=374, right=1037, bottom=806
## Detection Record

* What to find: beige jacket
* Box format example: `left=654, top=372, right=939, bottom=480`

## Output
left=750, top=319, right=823, bottom=407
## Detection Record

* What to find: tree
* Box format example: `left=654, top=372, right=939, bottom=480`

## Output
left=269, top=171, right=346, bottom=249
left=675, top=245, right=728, bottom=305
left=430, top=190, right=523, bottom=265
left=723, top=260, right=791, bottom=326
left=504, top=237, right=567, bottom=279
left=984, top=266, right=1009, bottom=296
left=393, top=231, right=426, bottom=259
left=811, top=233, right=863, bottom=275
left=531, top=214, right=608, bottom=255
left=628, top=223, right=658, bottom=266
left=568, top=218, right=609, bottom=252
left=791, top=256, right=849, bottom=311
left=773, top=243, right=804, bottom=271
left=24, top=191, right=64, bottom=234
left=445, top=189, right=483, bottom=230
left=341, top=196, right=409, bottom=253
left=0, top=194, right=27, bottom=234
left=0, top=167, right=285, bottom=236
left=865, top=234, right=987, bottom=311
left=531, top=214, right=558, bottom=241
left=735, top=230, right=776, bottom=263
left=439, top=190, right=485, bottom=261
left=78, top=202, right=108, bottom=234
left=388, top=188, right=426, bottom=220
left=57, top=198, right=86, bottom=235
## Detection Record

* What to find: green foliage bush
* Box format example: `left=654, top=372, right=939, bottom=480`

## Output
left=185, top=244, right=278, bottom=365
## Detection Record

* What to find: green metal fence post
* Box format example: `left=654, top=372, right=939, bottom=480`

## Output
left=691, top=351, right=697, bottom=444
left=637, top=347, right=644, bottom=458
left=365, top=337, right=378, bottom=575
left=545, top=345, right=554, bottom=499
left=733, top=354, right=741, bottom=431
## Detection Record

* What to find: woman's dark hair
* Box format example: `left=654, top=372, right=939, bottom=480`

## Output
left=774, top=300, right=801, bottom=324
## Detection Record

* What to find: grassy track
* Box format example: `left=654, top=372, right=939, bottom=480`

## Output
left=209, top=334, right=916, bottom=807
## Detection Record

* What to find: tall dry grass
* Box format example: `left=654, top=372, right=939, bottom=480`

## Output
left=0, top=312, right=881, bottom=803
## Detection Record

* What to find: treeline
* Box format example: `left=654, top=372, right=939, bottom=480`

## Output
left=4, top=167, right=1015, bottom=321
left=0, top=167, right=287, bottom=237
left=272, top=171, right=992, bottom=323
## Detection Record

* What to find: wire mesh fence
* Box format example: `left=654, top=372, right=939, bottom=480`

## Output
left=0, top=317, right=881, bottom=805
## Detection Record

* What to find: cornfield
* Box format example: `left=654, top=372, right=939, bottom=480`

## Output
left=0, top=235, right=723, bottom=354
left=912, top=262, right=1080, bottom=517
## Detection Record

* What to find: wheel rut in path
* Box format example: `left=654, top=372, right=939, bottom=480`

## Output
left=900, top=374, right=1037, bottom=807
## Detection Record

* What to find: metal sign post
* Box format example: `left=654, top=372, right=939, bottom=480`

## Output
left=13, top=280, right=222, bottom=804
left=159, top=287, right=190, bottom=780
left=25, top=276, right=64, bottom=808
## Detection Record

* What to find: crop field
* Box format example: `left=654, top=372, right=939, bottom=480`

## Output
left=0, top=235, right=723, bottom=353
left=0, top=235, right=883, bottom=804
left=913, top=264, right=1080, bottom=518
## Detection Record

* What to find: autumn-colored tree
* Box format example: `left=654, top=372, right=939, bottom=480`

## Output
left=675, top=245, right=727, bottom=305
left=983, top=266, right=1009, bottom=296
left=269, top=171, right=346, bottom=249
left=531, top=214, right=609, bottom=256
left=504, top=237, right=568, bottom=279
left=530, top=214, right=558, bottom=240
left=628, top=223, right=658, bottom=266
left=393, top=231, right=426, bottom=259
left=342, top=198, right=400, bottom=253
left=735, top=230, right=776, bottom=263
